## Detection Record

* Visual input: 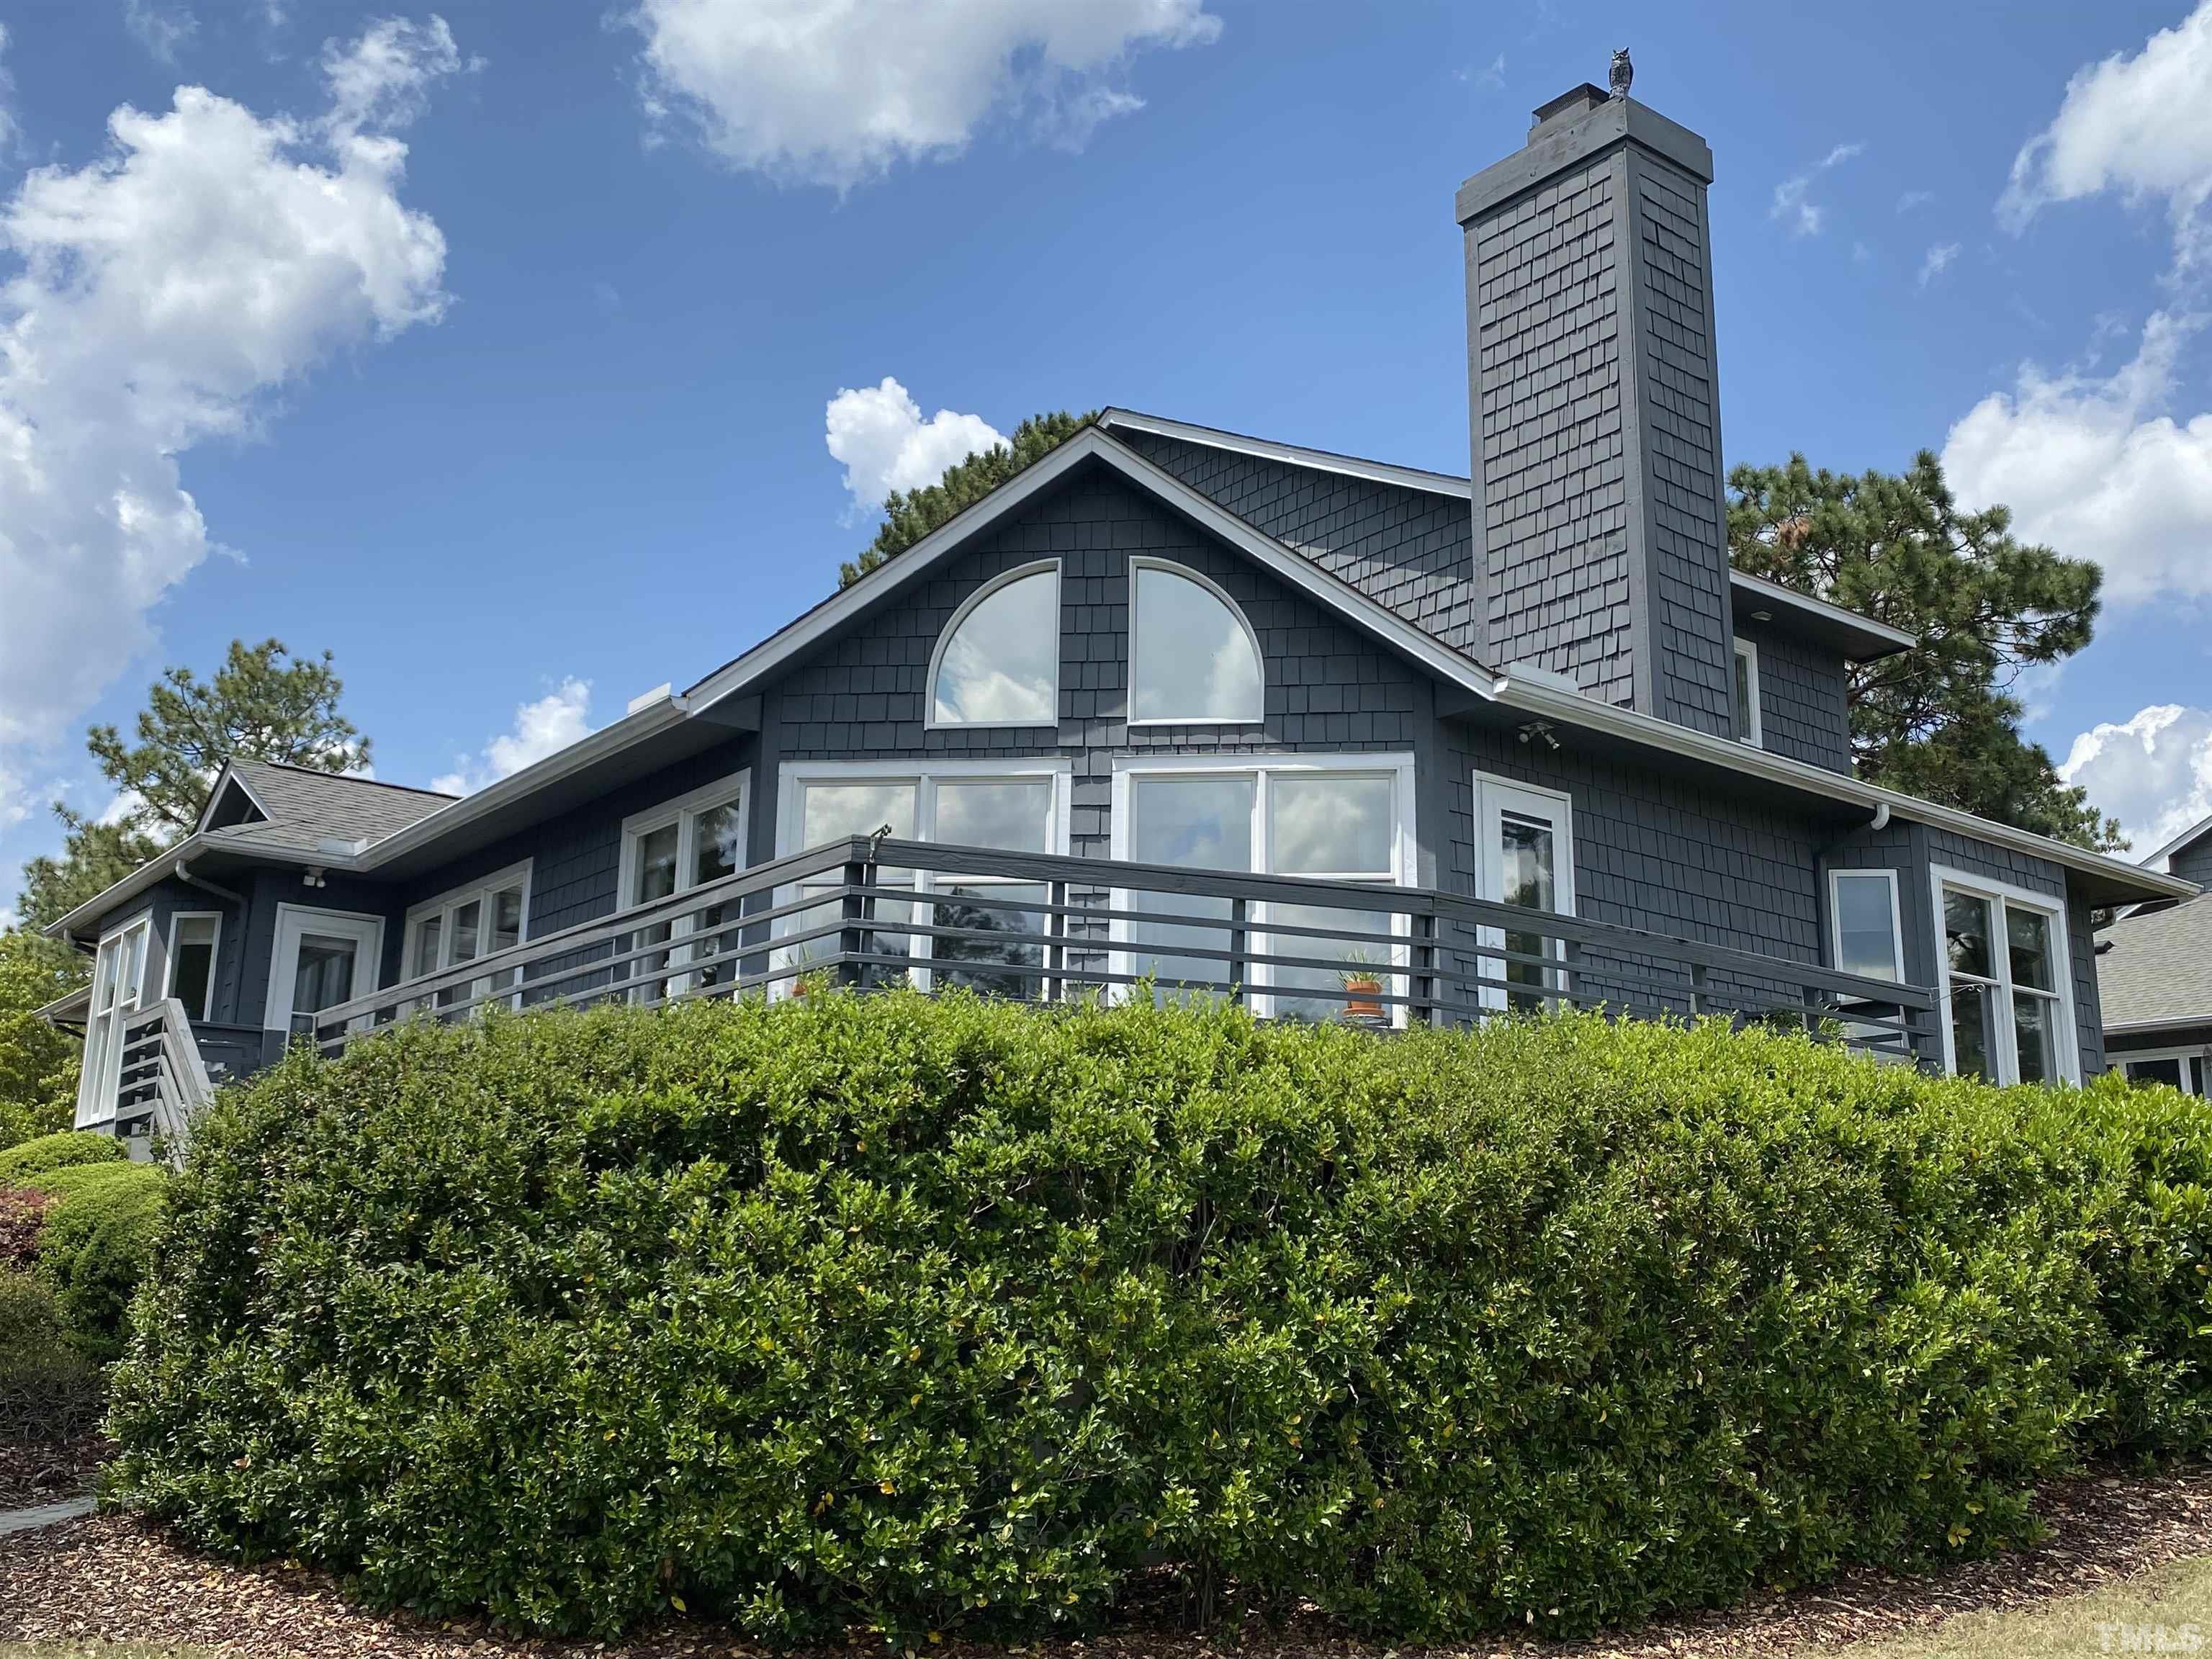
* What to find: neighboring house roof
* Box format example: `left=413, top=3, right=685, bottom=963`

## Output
left=2098, top=897, right=2212, bottom=1035
left=47, top=419, right=2193, bottom=939
left=2139, top=811, right=2212, bottom=875
left=1096, top=410, right=1920, bottom=662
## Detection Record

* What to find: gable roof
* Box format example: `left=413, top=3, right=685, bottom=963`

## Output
left=1098, top=408, right=1918, bottom=662
left=198, top=757, right=454, bottom=853
left=2098, top=896, right=2212, bottom=1034
left=2140, top=810, right=2212, bottom=875
left=46, top=416, right=2193, bottom=938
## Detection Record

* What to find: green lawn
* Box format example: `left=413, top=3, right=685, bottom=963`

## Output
left=1789, top=1554, right=2212, bottom=1657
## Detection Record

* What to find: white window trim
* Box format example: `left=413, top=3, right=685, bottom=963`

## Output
left=266, top=904, right=385, bottom=1036
left=1126, top=556, right=1267, bottom=728
left=1928, top=863, right=2079, bottom=1085
left=76, top=913, right=153, bottom=1129
left=773, top=757, right=1074, bottom=994
left=402, top=859, right=535, bottom=982
left=617, top=770, right=752, bottom=1002
left=2113, top=1046, right=2209, bottom=1095
left=1107, top=752, right=1417, bottom=1022
left=164, top=910, right=225, bottom=1023
left=923, top=560, right=1061, bottom=732
left=1826, top=867, right=1906, bottom=983
left=1732, top=637, right=1763, bottom=747
left=1470, top=770, right=1578, bottom=1014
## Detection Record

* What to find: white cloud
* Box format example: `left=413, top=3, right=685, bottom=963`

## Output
left=123, top=0, right=198, bottom=63
left=0, top=24, right=17, bottom=155
left=320, top=14, right=472, bottom=145
left=1917, top=241, right=1961, bottom=287
left=825, top=377, right=1002, bottom=518
left=0, top=19, right=458, bottom=768
left=2059, top=703, right=2212, bottom=850
left=1771, top=141, right=1863, bottom=237
left=625, top=0, right=1222, bottom=189
left=2002, top=0, right=2212, bottom=275
left=431, top=678, right=594, bottom=796
left=1897, top=189, right=1933, bottom=212
left=1943, top=311, right=2212, bottom=604
left=95, top=788, right=145, bottom=827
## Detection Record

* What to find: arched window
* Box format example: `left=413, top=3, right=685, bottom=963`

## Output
left=929, top=562, right=1060, bottom=727
left=1128, top=559, right=1264, bottom=724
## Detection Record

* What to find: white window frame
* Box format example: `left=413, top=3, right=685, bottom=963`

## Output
left=266, top=904, right=385, bottom=1038
left=1470, top=770, right=1578, bottom=1015
left=1107, top=752, right=1417, bottom=1022
left=1732, top=637, right=1763, bottom=747
left=1826, top=868, right=1905, bottom=983
left=402, top=859, right=534, bottom=1011
left=164, top=910, right=225, bottom=1023
left=2113, top=1046, right=2210, bottom=1095
left=618, top=769, right=752, bottom=1002
left=924, top=560, right=1061, bottom=731
left=1928, top=864, right=2079, bottom=1086
left=76, top=913, right=153, bottom=1129
left=773, top=757, right=1074, bottom=994
left=1126, top=557, right=1267, bottom=727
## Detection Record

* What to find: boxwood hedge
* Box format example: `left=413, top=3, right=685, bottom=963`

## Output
left=104, top=993, right=2212, bottom=1644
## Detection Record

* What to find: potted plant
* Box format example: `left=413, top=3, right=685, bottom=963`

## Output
left=1338, top=951, right=1385, bottom=1020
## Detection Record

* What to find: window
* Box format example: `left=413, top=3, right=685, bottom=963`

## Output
left=1732, top=638, right=1762, bottom=746
left=619, top=772, right=749, bottom=1002
left=1829, top=871, right=1904, bottom=982
left=266, top=907, right=383, bottom=1040
left=403, top=861, right=532, bottom=1011
left=1933, top=867, right=2076, bottom=1084
left=76, top=915, right=151, bottom=1128
left=776, top=760, right=1070, bottom=997
left=2117, top=1049, right=2208, bottom=1094
left=928, top=562, right=1060, bottom=727
left=1471, top=774, right=1575, bottom=1014
left=1110, top=755, right=1415, bottom=1019
left=165, top=912, right=222, bottom=1022
left=1128, top=559, right=1264, bottom=724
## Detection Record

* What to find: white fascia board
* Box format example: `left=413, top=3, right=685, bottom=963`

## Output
left=43, top=830, right=351, bottom=941
left=1491, top=674, right=2198, bottom=904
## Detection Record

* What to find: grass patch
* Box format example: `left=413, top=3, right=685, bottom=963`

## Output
left=1795, top=1553, right=2212, bottom=1656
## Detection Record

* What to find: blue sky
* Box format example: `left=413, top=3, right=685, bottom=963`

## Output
left=4, top=0, right=2211, bottom=914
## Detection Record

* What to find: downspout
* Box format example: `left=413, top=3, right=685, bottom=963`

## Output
left=172, top=860, right=246, bottom=907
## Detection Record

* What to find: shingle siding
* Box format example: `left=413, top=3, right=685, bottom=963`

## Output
left=1739, top=618, right=1853, bottom=774
left=2169, top=835, right=2212, bottom=889
left=1113, top=431, right=1481, bottom=655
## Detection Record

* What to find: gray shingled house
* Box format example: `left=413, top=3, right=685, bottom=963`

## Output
left=2097, top=812, right=2212, bottom=1094
left=43, top=80, right=2192, bottom=1148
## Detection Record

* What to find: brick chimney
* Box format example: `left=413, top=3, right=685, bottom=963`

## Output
left=1456, top=81, right=1738, bottom=737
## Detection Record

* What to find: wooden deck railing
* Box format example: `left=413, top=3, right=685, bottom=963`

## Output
left=310, top=836, right=1939, bottom=1064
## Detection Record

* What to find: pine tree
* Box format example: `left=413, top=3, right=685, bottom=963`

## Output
left=839, top=412, right=1095, bottom=588
left=1727, top=451, right=2118, bottom=850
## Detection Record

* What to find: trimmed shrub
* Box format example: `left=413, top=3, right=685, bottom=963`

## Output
left=0, top=1130, right=124, bottom=1184
left=30, top=1161, right=163, bottom=1362
left=105, top=997, right=2212, bottom=1644
left=0, top=1271, right=102, bottom=1442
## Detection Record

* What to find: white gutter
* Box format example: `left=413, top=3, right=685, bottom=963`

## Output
left=44, top=831, right=352, bottom=941
left=1492, top=673, right=2196, bottom=902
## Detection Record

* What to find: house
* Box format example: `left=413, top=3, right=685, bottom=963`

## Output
left=2095, top=812, right=2212, bottom=1095
left=43, top=77, right=2192, bottom=1147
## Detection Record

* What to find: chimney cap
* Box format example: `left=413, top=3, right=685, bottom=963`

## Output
left=1530, top=84, right=1609, bottom=135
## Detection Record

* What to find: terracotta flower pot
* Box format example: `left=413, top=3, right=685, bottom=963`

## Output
left=1340, top=976, right=1384, bottom=1020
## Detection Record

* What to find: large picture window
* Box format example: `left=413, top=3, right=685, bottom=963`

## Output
left=1933, top=866, right=2077, bottom=1085
left=928, top=562, right=1059, bottom=727
left=619, top=771, right=749, bottom=1001
left=775, top=759, right=1071, bottom=997
left=1110, top=755, right=1414, bottom=1020
left=1127, top=559, right=1264, bottom=724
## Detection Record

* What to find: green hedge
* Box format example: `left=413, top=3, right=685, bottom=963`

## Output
left=27, top=1159, right=165, bottom=1362
left=105, top=995, right=2212, bottom=1643
left=0, top=1269, right=102, bottom=1442
left=0, top=1130, right=122, bottom=1184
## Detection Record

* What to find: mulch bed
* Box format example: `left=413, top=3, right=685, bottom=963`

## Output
left=0, top=1464, right=2207, bottom=1659
left=0, top=1434, right=108, bottom=1509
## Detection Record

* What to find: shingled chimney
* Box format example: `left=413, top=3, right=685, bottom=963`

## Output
left=1456, top=78, right=1738, bottom=737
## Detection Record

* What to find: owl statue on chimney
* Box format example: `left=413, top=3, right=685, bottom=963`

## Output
left=1609, top=48, right=1633, bottom=99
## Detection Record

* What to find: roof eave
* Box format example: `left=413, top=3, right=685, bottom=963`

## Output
left=42, top=831, right=354, bottom=941
left=1727, top=570, right=1917, bottom=660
